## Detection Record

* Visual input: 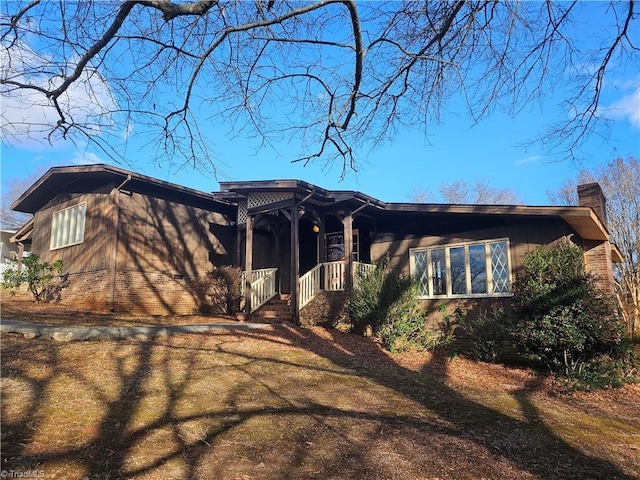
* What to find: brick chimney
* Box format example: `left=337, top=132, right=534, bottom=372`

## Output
left=577, top=182, right=614, bottom=294
left=577, top=182, right=607, bottom=228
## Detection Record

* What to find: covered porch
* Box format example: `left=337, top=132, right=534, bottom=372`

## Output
left=216, top=180, right=380, bottom=323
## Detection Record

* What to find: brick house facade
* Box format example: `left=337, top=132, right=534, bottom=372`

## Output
left=10, top=165, right=621, bottom=322
left=11, top=165, right=234, bottom=315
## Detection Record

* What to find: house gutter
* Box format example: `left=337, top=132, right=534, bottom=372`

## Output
left=110, top=174, right=132, bottom=312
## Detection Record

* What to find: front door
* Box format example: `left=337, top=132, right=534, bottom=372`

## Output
left=325, top=230, right=359, bottom=262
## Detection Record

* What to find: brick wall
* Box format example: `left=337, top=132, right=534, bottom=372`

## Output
left=112, top=271, right=200, bottom=315
left=58, top=269, right=112, bottom=312
left=583, top=240, right=615, bottom=295
left=577, top=183, right=615, bottom=294
left=58, top=269, right=202, bottom=315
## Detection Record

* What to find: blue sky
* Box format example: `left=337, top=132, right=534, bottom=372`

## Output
left=1, top=2, right=639, bottom=206
left=2, top=93, right=636, bottom=206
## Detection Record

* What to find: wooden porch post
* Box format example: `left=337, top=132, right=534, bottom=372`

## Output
left=273, top=225, right=282, bottom=295
left=16, top=243, right=24, bottom=274
left=235, top=227, right=242, bottom=269
left=343, top=214, right=353, bottom=291
left=244, top=214, right=253, bottom=313
left=318, top=214, right=326, bottom=264
left=291, top=205, right=300, bottom=325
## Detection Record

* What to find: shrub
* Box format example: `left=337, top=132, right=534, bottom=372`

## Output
left=191, top=265, right=243, bottom=314
left=378, top=281, right=434, bottom=352
left=1, top=254, right=64, bottom=303
left=557, top=340, right=639, bottom=391
left=454, top=306, right=512, bottom=363
left=511, top=244, right=626, bottom=377
left=349, top=256, right=410, bottom=334
left=350, top=257, right=447, bottom=352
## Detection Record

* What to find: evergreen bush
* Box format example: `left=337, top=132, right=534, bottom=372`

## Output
left=192, top=265, right=243, bottom=314
left=349, top=257, right=447, bottom=352
left=510, top=244, right=631, bottom=388
left=454, top=306, right=512, bottom=363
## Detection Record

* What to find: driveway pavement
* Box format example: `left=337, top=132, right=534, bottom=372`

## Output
left=0, top=319, right=270, bottom=342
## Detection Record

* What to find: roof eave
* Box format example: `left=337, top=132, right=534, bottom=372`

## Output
left=385, top=203, right=610, bottom=242
left=611, top=244, right=624, bottom=263
left=10, top=217, right=34, bottom=243
left=11, top=164, right=234, bottom=214
left=560, top=209, right=609, bottom=242
left=219, top=179, right=331, bottom=198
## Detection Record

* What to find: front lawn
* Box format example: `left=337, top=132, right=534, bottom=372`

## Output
left=1, top=320, right=638, bottom=479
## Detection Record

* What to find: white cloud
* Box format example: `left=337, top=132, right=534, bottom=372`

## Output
left=0, top=39, right=121, bottom=148
left=515, top=155, right=541, bottom=166
left=123, top=121, right=134, bottom=141
left=70, top=151, right=106, bottom=166
left=601, top=88, right=640, bottom=128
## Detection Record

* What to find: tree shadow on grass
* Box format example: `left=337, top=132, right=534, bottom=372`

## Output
left=243, top=326, right=634, bottom=480
left=0, top=327, right=635, bottom=479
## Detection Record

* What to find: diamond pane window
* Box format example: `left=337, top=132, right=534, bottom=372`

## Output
left=490, top=241, right=510, bottom=293
left=412, top=250, right=429, bottom=295
left=409, top=238, right=511, bottom=298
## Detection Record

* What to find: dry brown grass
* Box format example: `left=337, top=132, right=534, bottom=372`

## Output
left=1, top=297, right=639, bottom=479
left=1, top=293, right=238, bottom=326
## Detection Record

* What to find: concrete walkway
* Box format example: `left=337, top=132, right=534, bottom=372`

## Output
left=0, top=319, right=271, bottom=342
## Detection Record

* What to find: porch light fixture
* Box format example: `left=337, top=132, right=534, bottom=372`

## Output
left=312, top=223, right=320, bottom=233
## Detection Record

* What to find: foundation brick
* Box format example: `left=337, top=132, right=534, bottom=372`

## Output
left=59, top=269, right=201, bottom=315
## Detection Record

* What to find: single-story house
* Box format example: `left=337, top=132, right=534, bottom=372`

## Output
left=10, top=164, right=621, bottom=326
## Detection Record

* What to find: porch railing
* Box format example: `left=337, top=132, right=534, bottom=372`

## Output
left=298, top=261, right=376, bottom=308
left=241, top=268, right=278, bottom=313
left=299, top=263, right=322, bottom=309
left=353, top=261, right=376, bottom=286
left=324, top=260, right=375, bottom=291
left=324, top=261, right=346, bottom=291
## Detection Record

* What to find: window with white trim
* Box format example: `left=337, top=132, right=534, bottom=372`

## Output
left=410, top=239, right=512, bottom=298
left=50, top=202, right=87, bottom=250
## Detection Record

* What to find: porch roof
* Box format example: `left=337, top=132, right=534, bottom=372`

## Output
left=216, top=179, right=612, bottom=243
left=216, top=179, right=386, bottom=208
left=10, top=217, right=33, bottom=245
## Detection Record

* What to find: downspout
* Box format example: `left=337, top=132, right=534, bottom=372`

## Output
left=110, top=174, right=132, bottom=312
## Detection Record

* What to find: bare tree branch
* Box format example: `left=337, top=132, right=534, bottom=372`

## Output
left=548, top=156, right=640, bottom=333
left=0, top=0, right=40, bottom=44
left=1, top=1, right=637, bottom=174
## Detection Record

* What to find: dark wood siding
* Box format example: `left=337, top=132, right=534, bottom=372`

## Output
left=117, top=191, right=232, bottom=277
left=31, top=191, right=114, bottom=274
left=369, top=213, right=579, bottom=328
left=370, top=214, right=578, bottom=280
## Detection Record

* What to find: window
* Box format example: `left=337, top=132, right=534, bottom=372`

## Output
left=410, top=239, right=511, bottom=298
left=325, top=230, right=359, bottom=262
left=50, top=203, right=86, bottom=250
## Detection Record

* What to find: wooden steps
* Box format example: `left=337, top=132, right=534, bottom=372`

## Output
left=249, top=294, right=294, bottom=324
